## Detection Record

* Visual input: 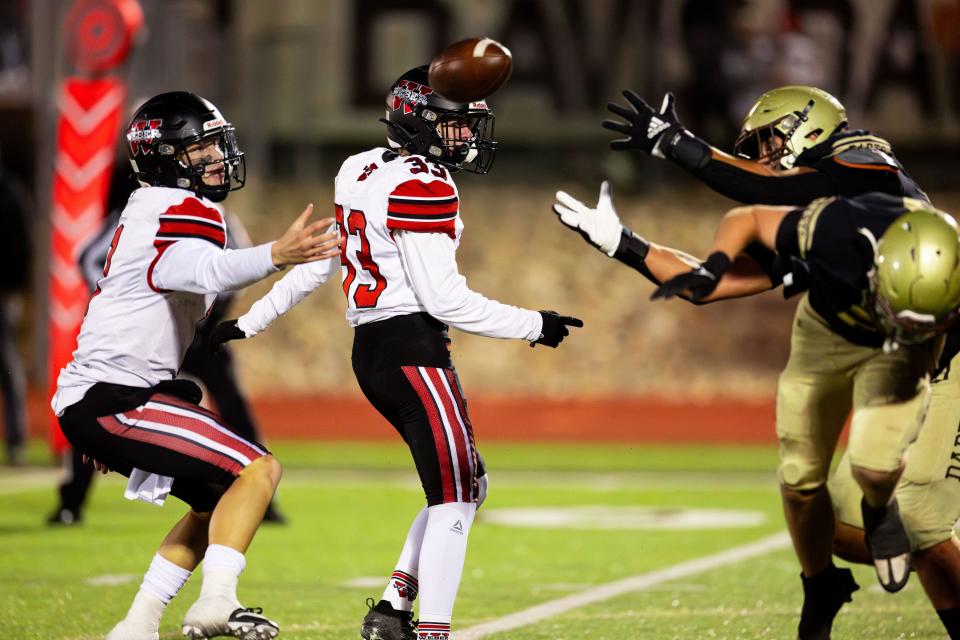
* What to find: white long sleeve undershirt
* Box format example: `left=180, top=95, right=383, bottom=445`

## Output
left=151, top=239, right=279, bottom=295
left=395, top=231, right=542, bottom=341
left=236, top=257, right=340, bottom=336
left=233, top=231, right=541, bottom=341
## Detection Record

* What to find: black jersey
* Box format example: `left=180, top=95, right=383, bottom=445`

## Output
left=775, top=193, right=919, bottom=347
left=795, top=130, right=929, bottom=203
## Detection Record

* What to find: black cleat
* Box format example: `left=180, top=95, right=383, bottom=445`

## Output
left=862, top=497, right=912, bottom=592
left=797, top=565, right=859, bottom=640
left=46, top=507, right=82, bottom=526
left=360, top=598, right=416, bottom=640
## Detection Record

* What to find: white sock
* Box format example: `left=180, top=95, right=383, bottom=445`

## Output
left=124, top=554, right=192, bottom=629
left=199, top=544, right=246, bottom=601
left=383, top=506, right=428, bottom=612
left=417, top=502, right=476, bottom=639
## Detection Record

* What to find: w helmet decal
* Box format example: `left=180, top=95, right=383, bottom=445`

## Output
left=127, top=118, right=162, bottom=156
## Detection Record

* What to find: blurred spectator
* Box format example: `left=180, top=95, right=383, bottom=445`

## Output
left=0, top=151, right=30, bottom=465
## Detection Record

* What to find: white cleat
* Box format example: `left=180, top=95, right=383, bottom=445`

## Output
left=182, top=596, right=279, bottom=639
left=105, top=618, right=159, bottom=640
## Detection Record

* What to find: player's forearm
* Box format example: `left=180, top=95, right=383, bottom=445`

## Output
left=709, top=206, right=764, bottom=262
left=236, top=258, right=337, bottom=337
left=153, top=241, right=278, bottom=294
left=418, top=272, right=542, bottom=340
left=684, top=150, right=835, bottom=205
left=397, top=231, right=542, bottom=340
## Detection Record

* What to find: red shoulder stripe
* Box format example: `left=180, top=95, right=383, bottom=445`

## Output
left=387, top=217, right=456, bottom=239
left=162, top=197, right=224, bottom=225
left=389, top=179, right=456, bottom=200
left=387, top=201, right=459, bottom=217
left=156, top=220, right=227, bottom=248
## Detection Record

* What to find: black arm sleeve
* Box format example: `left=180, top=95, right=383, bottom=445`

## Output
left=612, top=228, right=661, bottom=285
left=690, top=158, right=837, bottom=206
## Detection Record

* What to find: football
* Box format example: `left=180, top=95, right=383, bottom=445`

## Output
left=428, top=37, right=513, bottom=103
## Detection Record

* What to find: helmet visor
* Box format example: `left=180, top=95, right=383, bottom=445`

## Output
left=437, top=110, right=496, bottom=174
left=179, top=127, right=245, bottom=196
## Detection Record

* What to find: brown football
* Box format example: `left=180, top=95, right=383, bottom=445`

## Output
left=428, top=37, right=513, bottom=103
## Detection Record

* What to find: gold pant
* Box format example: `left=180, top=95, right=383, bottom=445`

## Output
left=777, top=295, right=932, bottom=491
left=831, top=354, right=960, bottom=551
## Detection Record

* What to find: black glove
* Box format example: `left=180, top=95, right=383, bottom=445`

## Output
left=603, top=90, right=683, bottom=155
left=531, top=311, right=584, bottom=348
left=208, top=319, right=246, bottom=353
left=651, top=252, right=731, bottom=302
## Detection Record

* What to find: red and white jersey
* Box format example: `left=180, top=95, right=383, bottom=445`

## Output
left=335, top=147, right=464, bottom=325
left=235, top=148, right=541, bottom=341
left=53, top=186, right=277, bottom=415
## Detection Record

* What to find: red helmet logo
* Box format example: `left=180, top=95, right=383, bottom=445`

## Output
left=391, top=80, right=433, bottom=114
left=127, top=118, right=163, bottom=155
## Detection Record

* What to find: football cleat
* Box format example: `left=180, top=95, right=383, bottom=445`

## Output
left=360, top=598, right=416, bottom=640
left=47, top=506, right=82, bottom=526
left=862, top=497, right=912, bottom=592
left=182, top=595, right=278, bottom=639
left=105, top=618, right=159, bottom=640
left=797, top=565, right=859, bottom=640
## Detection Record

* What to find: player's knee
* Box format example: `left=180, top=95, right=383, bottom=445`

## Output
left=777, top=444, right=828, bottom=492
left=780, top=484, right=824, bottom=507
left=429, top=500, right=477, bottom=533
left=243, top=454, right=283, bottom=489
left=850, top=463, right=901, bottom=497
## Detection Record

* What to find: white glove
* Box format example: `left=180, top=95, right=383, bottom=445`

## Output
left=552, top=181, right=624, bottom=257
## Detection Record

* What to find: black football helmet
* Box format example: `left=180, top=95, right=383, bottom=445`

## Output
left=126, top=92, right=244, bottom=202
left=382, top=66, right=497, bottom=174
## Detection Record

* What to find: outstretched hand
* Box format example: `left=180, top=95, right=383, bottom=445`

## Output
left=651, top=252, right=731, bottom=302
left=603, top=91, right=682, bottom=156
left=531, top=311, right=584, bottom=348
left=208, top=319, right=246, bottom=353
left=553, top=181, right=624, bottom=257
left=271, top=204, right=340, bottom=268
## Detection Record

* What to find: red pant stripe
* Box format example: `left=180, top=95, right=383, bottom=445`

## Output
left=97, top=414, right=243, bottom=475
left=444, top=369, right=479, bottom=495
left=403, top=366, right=456, bottom=503
left=426, top=368, right=473, bottom=502
left=131, top=404, right=264, bottom=463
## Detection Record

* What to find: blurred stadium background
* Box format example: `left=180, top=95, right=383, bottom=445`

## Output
left=4, top=1, right=960, bottom=638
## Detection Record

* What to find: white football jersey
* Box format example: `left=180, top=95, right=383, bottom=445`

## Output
left=235, top=148, right=541, bottom=342
left=335, top=147, right=463, bottom=326
left=52, top=186, right=270, bottom=415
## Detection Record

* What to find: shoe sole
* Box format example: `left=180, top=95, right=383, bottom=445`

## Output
left=182, top=620, right=279, bottom=640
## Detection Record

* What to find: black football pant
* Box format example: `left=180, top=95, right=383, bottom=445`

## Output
left=55, top=342, right=263, bottom=514
left=58, top=379, right=268, bottom=512
left=352, top=313, right=483, bottom=506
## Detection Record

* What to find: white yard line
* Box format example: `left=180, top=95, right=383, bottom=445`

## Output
left=452, top=531, right=792, bottom=640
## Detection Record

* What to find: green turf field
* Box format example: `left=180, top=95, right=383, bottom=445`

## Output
left=1, top=441, right=946, bottom=639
